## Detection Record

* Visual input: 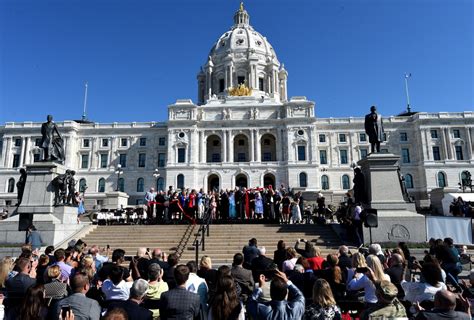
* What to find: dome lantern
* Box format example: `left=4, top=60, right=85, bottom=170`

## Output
left=233, top=2, right=250, bottom=26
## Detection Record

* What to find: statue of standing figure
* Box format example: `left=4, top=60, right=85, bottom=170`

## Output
left=15, top=168, right=27, bottom=206
left=66, top=170, right=77, bottom=205
left=364, top=106, right=384, bottom=153
left=41, top=115, right=65, bottom=163
left=353, top=167, right=367, bottom=204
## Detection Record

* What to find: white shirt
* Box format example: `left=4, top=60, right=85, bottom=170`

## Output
left=101, top=279, right=132, bottom=301
left=348, top=273, right=390, bottom=303
left=401, top=280, right=447, bottom=303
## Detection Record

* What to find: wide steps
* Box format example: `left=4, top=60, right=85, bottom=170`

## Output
left=80, top=224, right=342, bottom=266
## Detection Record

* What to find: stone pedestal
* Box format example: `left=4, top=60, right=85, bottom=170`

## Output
left=105, top=191, right=130, bottom=209
left=0, top=162, right=84, bottom=247
left=358, top=153, right=426, bottom=243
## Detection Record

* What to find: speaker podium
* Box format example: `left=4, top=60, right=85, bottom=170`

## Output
left=358, top=153, right=426, bottom=243
left=0, top=163, right=84, bottom=246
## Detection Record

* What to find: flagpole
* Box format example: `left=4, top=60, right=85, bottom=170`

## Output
left=404, top=73, right=411, bottom=113
left=82, top=82, right=88, bottom=121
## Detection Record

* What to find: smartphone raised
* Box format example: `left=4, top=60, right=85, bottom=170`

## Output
left=61, top=305, right=71, bottom=319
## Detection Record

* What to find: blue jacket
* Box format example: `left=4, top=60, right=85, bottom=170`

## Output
left=248, top=281, right=305, bottom=320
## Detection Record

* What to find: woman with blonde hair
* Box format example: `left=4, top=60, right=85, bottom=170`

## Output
left=348, top=254, right=390, bottom=305
left=304, top=279, right=342, bottom=319
left=44, top=265, right=68, bottom=300
left=282, top=247, right=298, bottom=273
left=0, top=257, right=15, bottom=289
left=346, top=252, right=367, bottom=284
left=197, top=255, right=217, bottom=294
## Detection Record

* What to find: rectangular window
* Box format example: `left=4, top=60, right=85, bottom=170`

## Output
left=400, top=132, right=408, bottom=142
left=83, top=139, right=90, bottom=148
left=35, top=138, right=42, bottom=147
left=430, top=130, right=438, bottom=139
left=401, top=148, right=410, bottom=163
left=319, top=134, right=326, bottom=143
left=339, top=134, right=346, bottom=143
left=81, top=154, right=89, bottom=169
left=121, top=138, right=128, bottom=147
left=159, top=137, right=166, bottom=146
left=211, top=153, right=220, bottom=162
left=158, top=153, right=166, bottom=167
left=453, top=129, right=461, bottom=138
left=119, top=154, right=127, bottom=167
left=432, top=146, right=441, bottom=161
left=297, top=146, right=306, bottom=161
left=340, top=150, right=348, bottom=164
left=237, top=153, right=246, bottom=162
left=12, top=154, right=20, bottom=168
left=102, top=138, right=109, bottom=147
left=455, top=146, right=463, bottom=160
left=237, top=76, right=245, bottom=85
left=360, top=149, right=368, bottom=159
left=177, top=148, right=186, bottom=163
left=14, top=138, right=22, bottom=147
left=259, top=78, right=264, bottom=91
left=100, top=154, right=108, bottom=168
left=320, top=150, right=327, bottom=164
left=359, top=133, right=367, bottom=142
left=219, top=79, right=225, bottom=93
left=33, top=153, right=41, bottom=162
left=263, top=152, right=272, bottom=161
left=139, top=137, right=146, bottom=146
left=138, top=153, right=146, bottom=167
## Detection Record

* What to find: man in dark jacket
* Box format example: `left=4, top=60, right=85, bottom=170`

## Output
left=108, top=279, right=153, bottom=320
left=231, top=253, right=254, bottom=301
left=415, top=289, right=471, bottom=320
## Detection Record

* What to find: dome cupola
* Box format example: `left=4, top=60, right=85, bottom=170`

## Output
left=197, top=3, right=288, bottom=105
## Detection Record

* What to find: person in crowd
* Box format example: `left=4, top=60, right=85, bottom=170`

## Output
left=231, top=253, right=254, bottom=302
left=35, top=254, right=49, bottom=285
left=307, top=245, right=326, bottom=271
left=433, top=239, right=460, bottom=285
left=337, top=245, right=352, bottom=278
left=44, top=265, right=68, bottom=301
left=209, top=275, right=245, bottom=320
left=304, top=278, right=342, bottom=320
left=4, top=257, right=36, bottom=316
left=229, top=190, right=237, bottom=219
left=0, top=257, right=15, bottom=292
left=347, top=255, right=390, bottom=306
left=19, top=284, right=48, bottom=320
left=251, top=247, right=274, bottom=283
left=248, top=269, right=305, bottom=319
left=75, top=191, right=86, bottom=224
left=163, top=253, right=179, bottom=289
left=103, top=308, right=128, bottom=320
left=74, top=254, right=96, bottom=282
left=282, top=247, right=298, bottom=273
left=108, top=279, right=153, bottom=320
left=26, top=225, right=43, bottom=251
left=273, top=240, right=287, bottom=271
left=415, top=289, right=471, bottom=319
left=360, top=280, right=406, bottom=320
left=402, top=262, right=447, bottom=304
left=289, top=258, right=316, bottom=300
left=281, top=193, right=291, bottom=224
left=385, top=253, right=405, bottom=298
left=145, top=263, right=169, bottom=319
left=147, top=248, right=169, bottom=273
left=98, top=249, right=131, bottom=282
left=197, top=256, right=218, bottom=296
left=55, top=273, right=101, bottom=320
left=129, top=247, right=150, bottom=280
left=295, top=239, right=312, bottom=258
left=315, top=254, right=345, bottom=301
left=368, top=244, right=386, bottom=265
left=102, top=265, right=133, bottom=301
left=346, top=252, right=367, bottom=284
left=88, top=244, right=109, bottom=267
left=291, top=200, right=302, bottom=223
left=185, top=261, right=208, bottom=318
left=242, top=238, right=259, bottom=269
left=52, top=249, right=73, bottom=281
left=254, top=192, right=264, bottom=220
left=159, top=265, right=200, bottom=320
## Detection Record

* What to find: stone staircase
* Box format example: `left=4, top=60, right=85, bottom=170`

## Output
left=80, top=223, right=342, bottom=266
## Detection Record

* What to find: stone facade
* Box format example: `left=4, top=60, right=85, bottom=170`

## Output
left=0, top=5, right=473, bottom=210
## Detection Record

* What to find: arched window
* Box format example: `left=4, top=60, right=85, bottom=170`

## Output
left=157, top=177, right=165, bottom=192
left=405, top=174, right=414, bottom=189
left=79, top=178, right=87, bottom=193
left=7, top=178, right=15, bottom=193
left=437, top=172, right=447, bottom=188
left=461, top=171, right=471, bottom=187
left=98, top=178, right=106, bottom=193
left=118, top=178, right=125, bottom=192
left=299, top=172, right=307, bottom=187
left=321, top=175, right=329, bottom=190
left=342, top=175, right=350, bottom=190
left=177, top=174, right=184, bottom=190
left=137, top=178, right=144, bottom=193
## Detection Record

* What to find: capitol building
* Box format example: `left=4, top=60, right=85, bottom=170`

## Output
left=0, top=5, right=473, bottom=210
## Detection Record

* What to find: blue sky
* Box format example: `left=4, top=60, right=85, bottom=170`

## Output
left=0, top=0, right=472, bottom=123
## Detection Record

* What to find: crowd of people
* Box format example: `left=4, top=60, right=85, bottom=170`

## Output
left=0, top=234, right=472, bottom=320
left=140, top=185, right=311, bottom=225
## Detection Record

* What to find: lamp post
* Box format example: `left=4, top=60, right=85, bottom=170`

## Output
left=153, top=168, right=160, bottom=190
left=115, top=164, right=124, bottom=191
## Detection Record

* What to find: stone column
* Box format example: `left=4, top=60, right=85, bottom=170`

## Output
left=198, top=131, right=203, bottom=163
left=250, top=130, right=255, bottom=162
left=465, top=127, right=473, bottom=160
left=444, top=128, right=453, bottom=159
left=228, top=131, right=234, bottom=163
left=255, top=130, right=261, bottom=162
left=188, top=132, right=193, bottom=164
left=21, top=137, right=30, bottom=166
left=442, top=128, right=449, bottom=160
left=3, top=137, right=11, bottom=167
left=276, top=128, right=282, bottom=161
left=423, top=130, right=431, bottom=161
left=222, top=131, right=227, bottom=163
left=224, top=66, right=228, bottom=89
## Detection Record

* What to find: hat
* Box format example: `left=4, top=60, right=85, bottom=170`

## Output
left=375, top=281, right=398, bottom=302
